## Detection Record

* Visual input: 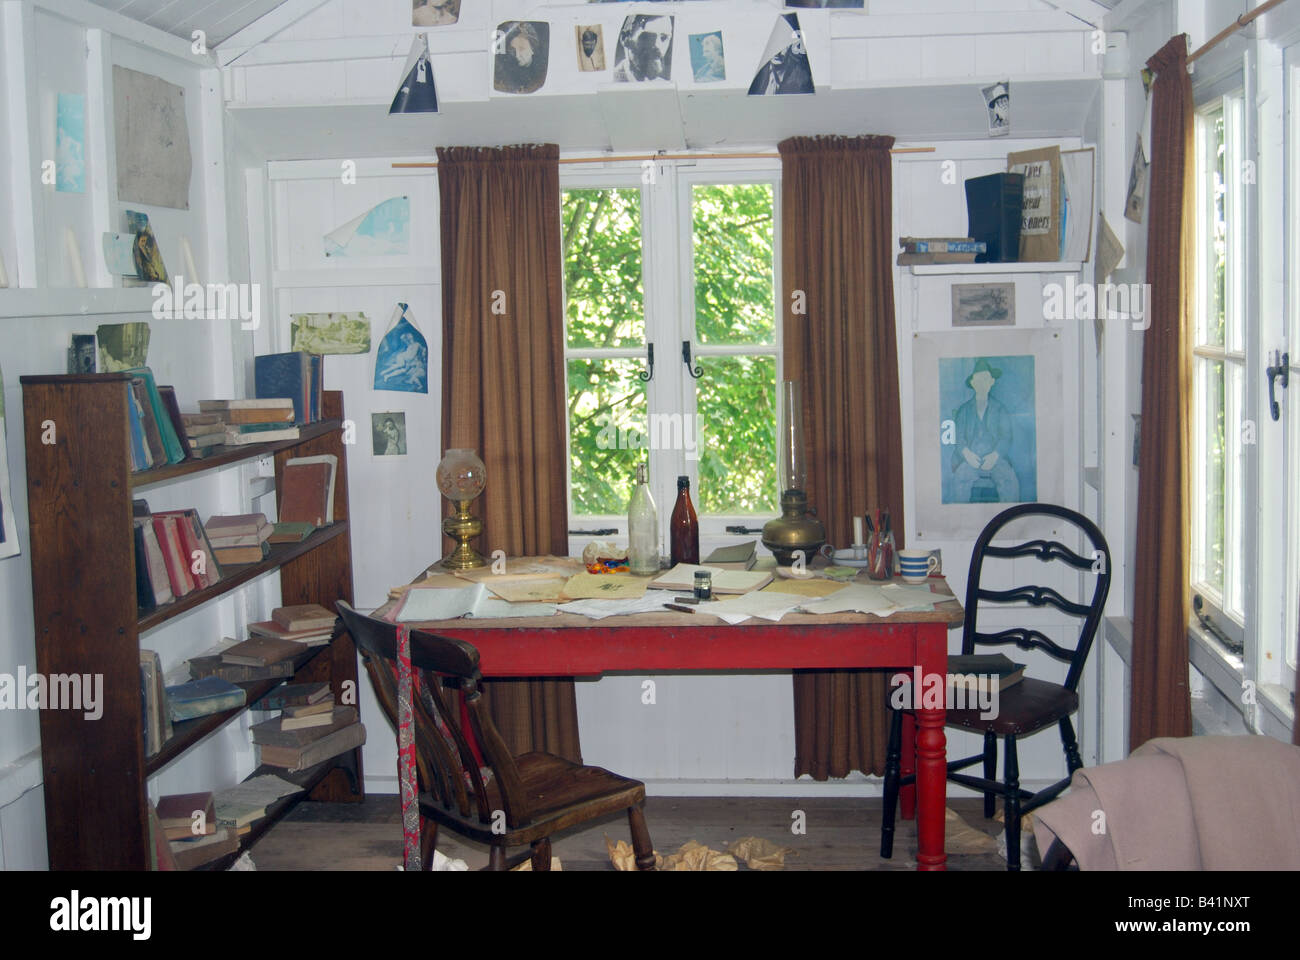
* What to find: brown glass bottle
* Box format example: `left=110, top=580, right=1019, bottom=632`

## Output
left=669, top=475, right=699, bottom=567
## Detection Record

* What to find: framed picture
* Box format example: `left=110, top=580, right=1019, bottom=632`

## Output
left=951, top=282, right=1015, bottom=327
left=372, top=413, right=408, bottom=457
left=911, top=330, right=1063, bottom=540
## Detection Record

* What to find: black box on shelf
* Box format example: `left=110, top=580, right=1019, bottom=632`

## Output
left=964, top=172, right=1024, bottom=263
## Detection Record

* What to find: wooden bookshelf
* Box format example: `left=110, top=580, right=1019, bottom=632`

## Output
left=21, top=375, right=363, bottom=871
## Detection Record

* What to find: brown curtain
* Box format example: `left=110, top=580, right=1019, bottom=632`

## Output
left=779, top=135, right=906, bottom=778
left=1130, top=36, right=1194, bottom=750
left=438, top=144, right=581, bottom=762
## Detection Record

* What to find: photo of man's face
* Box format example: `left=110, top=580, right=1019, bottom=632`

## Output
left=511, top=34, right=534, bottom=67
left=630, top=16, right=672, bottom=79
left=582, top=30, right=598, bottom=58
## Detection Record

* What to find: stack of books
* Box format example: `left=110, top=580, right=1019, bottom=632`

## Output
left=248, top=604, right=339, bottom=648
left=188, top=639, right=298, bottom=684
left=125, top=370, right=189, bottom=472
left=204, top=513, right=273, bottom=565
left=134, top=499, right=222, bottom=613
left=198, top=398, right=299, bottom=445
left=251, top=704, right=365, bottom=773
left=158, top=792, right=241, bottom=870
left=253, top=681, right=337, bottom=730
left=896, top=236, right=987, bottom=265
left=179, top=411, right=226, bottom=457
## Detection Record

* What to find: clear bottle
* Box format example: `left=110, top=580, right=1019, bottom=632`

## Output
left=669, top=475, right=700, bottom=567
left=628, top=462, right=660, bottom=576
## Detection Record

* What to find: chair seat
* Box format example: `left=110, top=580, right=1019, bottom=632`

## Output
left=945, top=677, right=1078, bottom=735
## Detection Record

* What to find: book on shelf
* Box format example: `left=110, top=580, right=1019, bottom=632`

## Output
left=151, top=515, right=196, bottom=598
left=139, top=650, right=171, bottom=756
left=248, top=619, right=332, bottom=647
left=211, top=541, right=271, bottom=565
left=648, top=564, right=773, bottom=595
left=279, top=455, right=337, bottom=528
left=156, top=792, right=216, bottom=841
left=898, top=237, right=988, bottom=254
left=258, top=721, right=366, bottom=772
left=280, top=710, right=336, bottom=731
left=126, top=382, right=151, bottom=471
left=222, top=635, right=303, bottom=667
left=198, top=399, right=295, bottom=425
left=181, top=416, right=225, bottom=436
left=205, top=512, right=271, bottom=540
left=251, top=706, right=358, bottom=747
left=702, top=540, right=758, bottom=571
left=268, top=521, right=315, bottom=544
left=154, top=508, right=223, bottom=590
left=148, top=804, right=179, bottom=871
left=132, top=378, right=166, bottom=466
left=273, top=603, right=338, bottom=633
left=156, top=385, right=191, bottom=462
left=189, top=654, right=295, bottom=684
left=165, top=676, right=247, bottom=721
left=124, top=367, right=186, bottom=464
left=169, top=826, right=238, bottom=871
left=254, top=351, right=323, bottom=426
left=965, top=171, right=1024, bottom=263
left=896, top=251, right=979, bottom=265
left=253, top=681, right=332, bottom=711
left=222, top=425, right=300, bottom=445
left=283, top=698, right=336, bottom=720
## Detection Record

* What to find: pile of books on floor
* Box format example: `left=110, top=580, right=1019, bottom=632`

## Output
left=125, top=370, right=190, bottom=472
left=134, top=499, right=222, bottom=614
left=250, top=681, right=365, bottom=773
left=896, top=236, right=987, bottom=265
left=156, top=774, right=306, bottom=869
left=197, top=398, right=299, bottom=445
left=255, top=350, right=324, bottom=426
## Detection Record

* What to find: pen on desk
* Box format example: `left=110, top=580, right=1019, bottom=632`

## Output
left=664, top=603, right=695, bottom=614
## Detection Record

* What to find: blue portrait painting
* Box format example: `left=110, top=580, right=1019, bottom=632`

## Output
left=374, top=304, right=428, bottom=394
left=939, top=354, right=1036, bottom=505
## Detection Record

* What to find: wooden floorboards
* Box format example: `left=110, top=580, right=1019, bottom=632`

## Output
left=249, top=795, right=1028, bottom=871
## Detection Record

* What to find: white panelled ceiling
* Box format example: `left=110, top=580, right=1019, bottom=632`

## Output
left=85, top=0, right=293, bottom=47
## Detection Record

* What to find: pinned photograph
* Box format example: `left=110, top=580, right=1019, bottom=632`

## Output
left=390, top=34, right=438, bottom=114
left=576, top=25, right=606, bottom=72
left=374, top=303, right=429, bottom=394
left=951, top=283, right=1015, bottom=327
left=67, top=334, right=97, bottom=374
left=372, top=413, right=408, bottom=457
left=748, top=14, right=813, bottom=96
left=0, top=364, right=20, bottom=561
left=324, top=197, right=410, bottom=257
left=614, top=15, right=674, bottom=82
left=56, top=93, right=86, bottom=193
left=96, top=321, right=151, bottom=373
left=982, top=80, right=1010, bottom=136
left=494, top=21, right=550, bottom=95
left=127, top=210, right=167, bottom=283
left=102, top=233, right=139, bottom=277
left=412, top=0, right=458, bottom=26
left=1125, top=135, right=1149, bottom=224
left=689, top=31, right=725, bottom=83
left=290, top=312, right=372, bottom=355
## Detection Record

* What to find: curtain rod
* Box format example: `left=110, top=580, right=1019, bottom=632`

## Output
left=1188, top=0, right=1291, bottom=64
left=392, top=147, right=934, bottom=169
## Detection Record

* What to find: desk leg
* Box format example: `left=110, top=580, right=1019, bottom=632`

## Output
left=914, top=625, right=948, bottom=871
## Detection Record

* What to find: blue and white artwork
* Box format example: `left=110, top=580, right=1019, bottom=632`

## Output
left=374, top=303, right=429, bottom=394
left=56, top=93, right=86, bottom=193
left=324, top=196, right=410, bottom=258
left=689, top=32, right=725, bottom=82
left=938, top=354, right=1037, bottom=505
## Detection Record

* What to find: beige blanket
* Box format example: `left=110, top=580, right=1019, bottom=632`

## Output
left=1033, top=735, right=1300, bottom=870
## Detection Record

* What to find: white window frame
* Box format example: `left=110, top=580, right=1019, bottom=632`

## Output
left=561, top=158, right=783, bottom=555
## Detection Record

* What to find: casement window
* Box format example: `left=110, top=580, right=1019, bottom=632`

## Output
left=561, top=160, right=781, bottom=549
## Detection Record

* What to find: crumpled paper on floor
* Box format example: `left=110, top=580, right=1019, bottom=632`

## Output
left=945, top=806, right=998, bottom=855
left=512, top=856, right=563, bottom=871
left=726, top=836, right=796, bottom=871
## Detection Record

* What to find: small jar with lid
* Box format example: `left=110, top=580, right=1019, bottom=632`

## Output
left=693, top=569, right=712, bottom=600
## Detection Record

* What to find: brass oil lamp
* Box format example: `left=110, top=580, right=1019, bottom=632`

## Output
left=762, top=380, right=826, bottom=565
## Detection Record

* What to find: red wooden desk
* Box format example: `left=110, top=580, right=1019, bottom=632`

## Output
left=391, top=573, right=963, bottom=871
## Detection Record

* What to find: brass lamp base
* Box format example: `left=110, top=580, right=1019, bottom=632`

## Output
left=441, top=498, right=486, bottom=569
left=761, top=489, right=826, bottom=566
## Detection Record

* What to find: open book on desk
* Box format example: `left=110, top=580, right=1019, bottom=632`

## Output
left=647, top=564, right=773, bottom=595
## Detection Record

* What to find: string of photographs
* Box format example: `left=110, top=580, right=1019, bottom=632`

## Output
left=391, top=11, right=826, bottom=112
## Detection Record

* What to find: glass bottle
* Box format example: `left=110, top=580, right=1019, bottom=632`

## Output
left=628, top=462, right=659, bottom=576
left=669, top=475, right=699, bottom=567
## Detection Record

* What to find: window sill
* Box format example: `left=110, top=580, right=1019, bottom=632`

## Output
left=1188, top=621, right=1246, bottom=722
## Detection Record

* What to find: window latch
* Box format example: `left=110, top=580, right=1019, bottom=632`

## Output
left=1266, top=350, right=1289, bottom=421
left=1192, top=594, right=1243, bottom=655
left=725, top=525, right=765, bottom=535
left=569, top=527, right=618, bottom=536
left=639, top=343, right=654, bottom=382
left=682, top=341, right=703, bottom=380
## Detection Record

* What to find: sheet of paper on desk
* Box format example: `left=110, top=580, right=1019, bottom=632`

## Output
left=485, top=578, right=569, bottom=603
left=557, top=593, right=674, bottom=620
left=879, top=583, right=943, bottom=611
left=798, top=584, right=901, bottom=616
left=561, top=572, right=650, bottom=600
left=761, top=578, right=849, bottom=598
left=451, top=556, right=582, bottom=584
left=708, top=590, right=804, bottom=624
left=394, top=583, right=557, bottom=621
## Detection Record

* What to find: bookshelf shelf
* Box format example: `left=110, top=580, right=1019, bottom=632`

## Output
left=906, top=260, right=1083, bottom=275
left=20, top=376, right=363, bottom=871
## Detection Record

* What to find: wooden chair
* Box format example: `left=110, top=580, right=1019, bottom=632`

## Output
left=336, top=601, right=656, bottom=871
left=879, top=503, right=1112, bottom=870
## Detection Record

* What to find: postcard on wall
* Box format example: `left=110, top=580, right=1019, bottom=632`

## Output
left=951, top=283, right=1015, bottom=327
left=390, top=34, right=439, bottom=114
left=97, top=321, right=151, bottom=372
left=614, top=14, right=674, bottom=83
left=412, top=0, right=458, bottom=26
left=102, top=233, right=139, bottom=277
left=113, top=66, right=192, bottom=210
left=981, top=80, right=1009, bottom=137
left=1006, top=146, right=1061, bottom=262
left=55, top=93, right=86, bottom=193
left=290, top=312, right=371, bottom=355
left=493, top=21, right=550, bottom=95
left=689, top=31, right=725, bottom=82
left=576, top=25, right=606, bottom=72
left=372, top=413, right=408, bottom=457
left=67, top=334, right=96, bottom=374
left=749, top=14, right=813, bottom=95
left=374, top=303, right=429, bottom=394
left=911, top=330, right=1063, bottom=540
left=324, top=197, right=410, bottom=258
left=126, top=210, right=167, bottom=283
left=0, top=364, right=20, bottom=560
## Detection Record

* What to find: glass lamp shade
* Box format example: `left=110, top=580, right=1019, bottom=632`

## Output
left=436, top=448, right=487, bottom=501
left=779, top=380, right=806, bottom=494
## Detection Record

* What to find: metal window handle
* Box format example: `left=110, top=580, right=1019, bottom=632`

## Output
left=1192, top=594, right=1243, bottom=655
left=725, top=525, right=765, bottom=535
left=1266, top=350, right=1289, bottom=421
left=682, top=341, right=703, bottom=379
left=639, top=343, right=654, bottom=382
left=569, top=527, right=618, bottom=536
